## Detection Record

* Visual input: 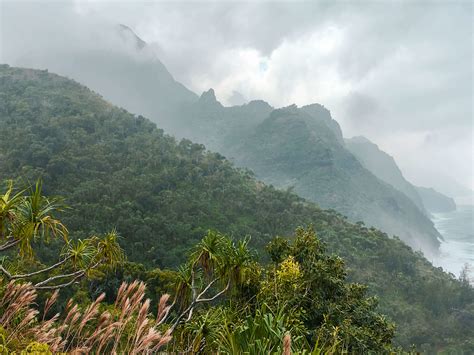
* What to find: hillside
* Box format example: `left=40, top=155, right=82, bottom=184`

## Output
left=0, top=65, right=473, bottom=350
left=416, top=186, right=457, bottom=213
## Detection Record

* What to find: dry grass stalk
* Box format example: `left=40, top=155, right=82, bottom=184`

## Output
left=0, top=280, right=172, bottom=353
left=43, top=289, right=59, bottom=320
left=283, top=331, right=292, bottom=355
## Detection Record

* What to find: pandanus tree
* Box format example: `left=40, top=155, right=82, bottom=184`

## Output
left=0, top=180, right=124, bottom=289
left=171, top=231, right=253, bottom=331
left=0, top=180, right=67, bottom=255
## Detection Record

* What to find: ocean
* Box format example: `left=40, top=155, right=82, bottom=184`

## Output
left=431, top=205, right=474, bottom=279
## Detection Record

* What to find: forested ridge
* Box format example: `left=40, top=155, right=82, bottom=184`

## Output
left=0, top=65, right=473, bottom=351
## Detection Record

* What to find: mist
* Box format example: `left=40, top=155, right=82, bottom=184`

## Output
left=1, top=0, right=473, bottom=197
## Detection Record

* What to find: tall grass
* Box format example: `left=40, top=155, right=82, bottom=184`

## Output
left=0, top=280, right=172, bottom=353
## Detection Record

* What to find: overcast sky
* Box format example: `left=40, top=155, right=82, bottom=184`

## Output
left=1, top=0, right=473, bottom=193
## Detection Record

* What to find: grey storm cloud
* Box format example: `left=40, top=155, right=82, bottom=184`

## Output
left=1, top=0, right=473, bottom=192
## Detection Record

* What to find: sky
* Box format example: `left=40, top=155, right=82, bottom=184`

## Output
left=1, top=0, right=473, bottom=194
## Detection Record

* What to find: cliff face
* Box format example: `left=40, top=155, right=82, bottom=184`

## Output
left=345, top=136, right=427, bottom=215
left=416, top=186, right=457, bottom=213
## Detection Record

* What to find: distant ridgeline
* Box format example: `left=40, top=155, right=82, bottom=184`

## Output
left=1, top=65, right=473, bottom=350
left=345, top=136, right=428, bottom=215
left=345, top=137, right=457, bottom=215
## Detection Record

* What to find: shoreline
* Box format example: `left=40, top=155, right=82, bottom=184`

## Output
left=430, top=205, right=474, bottom=282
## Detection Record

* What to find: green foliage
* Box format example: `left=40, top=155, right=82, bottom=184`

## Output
left=0, top=65, right=473, bottom=351
left=171, top=229, right=393, bottom=353
left=0, top=179, right=67, bottom=258
left=259, top=228, right=395, bottom=353
left=0, top=180, right=124, bottom=290
left=21, top=342, right=52, bottom=355
left=217, top=304, right=308, bottom=354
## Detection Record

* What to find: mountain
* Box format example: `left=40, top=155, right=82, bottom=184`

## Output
left=416, top=186, right=457, bottom=213
left=232, top=105, right=442, bottom=255
left=176, top=89, right=273, bottom=154
left=1, top=65, right=473, bottom=350
left=175, top=94, right=442, bottom=255
left=345, top=136, right=427, bottom=214
left=11, top=25, right=443, bottom=257
left=170, top=92, right=443, bottom=255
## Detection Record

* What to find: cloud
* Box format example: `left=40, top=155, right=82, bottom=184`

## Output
left=1, top=0, right=472, bottom=191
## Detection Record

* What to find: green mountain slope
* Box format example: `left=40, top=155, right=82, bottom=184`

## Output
left=1, top=65, right=472, bottom=350
left=345, top=136, right=427, bottom=214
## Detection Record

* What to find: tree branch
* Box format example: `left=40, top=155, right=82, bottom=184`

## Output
left=196, top=280, right=230, bottom=303
left=0, top=265, right=12, bottom=279
left=186, top=270, right=198, bottom=322
left=0, top=238, right=19, bottom=251
left=196, top=278, right=220, bottom=301
left=35, top=272, right=85, bottom=290
left=34, top=269, right=85, bottom=287
left=171, top=277, right=228, bottom=331
left=33, top=261, right=101, bottom=288
left=10, top=256, right=71, bottom=279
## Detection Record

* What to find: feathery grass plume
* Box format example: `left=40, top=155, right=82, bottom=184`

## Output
left=0, top=281, right=36, bottom=326
left=156, top=293, right=171, bottom=325
left=0, top=280, right=172, bottom=353
left=43, top=289, right=59, bottom=321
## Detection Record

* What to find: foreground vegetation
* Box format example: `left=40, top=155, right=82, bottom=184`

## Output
left=1, top=182, right=394, bottom=353
left=0, top=65, right=473, bottom=351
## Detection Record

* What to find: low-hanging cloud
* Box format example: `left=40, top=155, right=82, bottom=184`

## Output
left=1, top=0, right=472, bottom=193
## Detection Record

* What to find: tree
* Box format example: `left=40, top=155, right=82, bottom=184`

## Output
left=263, top=227, right=395, bottom=353
left=170, top=231, right=253, bottom=332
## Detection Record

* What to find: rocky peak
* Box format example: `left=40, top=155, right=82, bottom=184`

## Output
left=117, top=24, right=147, bottom=50
left=198, top=88, right=223, bottom=107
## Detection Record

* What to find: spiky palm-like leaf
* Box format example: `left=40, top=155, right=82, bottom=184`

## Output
left=0, top=180, right=25, bottom=241
left=61, top=239, right=96, bottom=270
left=13, top=180, right=68, bottom=257
left=190, top=230, right=232, bottom=276
left=92, top=230, right=125, bottom=267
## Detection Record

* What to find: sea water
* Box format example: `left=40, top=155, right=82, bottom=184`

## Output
left=431, top=205, right=474, bottom=279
